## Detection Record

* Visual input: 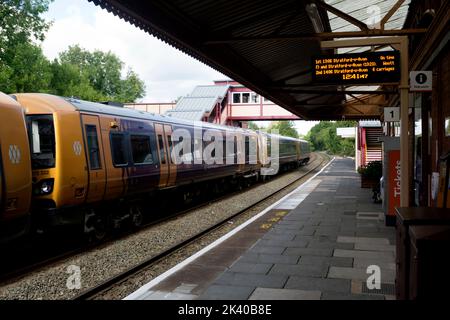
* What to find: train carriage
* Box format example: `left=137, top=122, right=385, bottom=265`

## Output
left=14, top=93, right=262, bottom=238
left=0, top=93, right=32, bottom=243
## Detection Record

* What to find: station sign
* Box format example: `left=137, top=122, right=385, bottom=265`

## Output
left=313, top=51, right=401, bottom=85
left=384, top=107, right=400, bottom=122
left=410, top=71, right=432, bottom=92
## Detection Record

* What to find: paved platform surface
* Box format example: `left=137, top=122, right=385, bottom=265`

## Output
left=128, top=158, right=396, bottom=300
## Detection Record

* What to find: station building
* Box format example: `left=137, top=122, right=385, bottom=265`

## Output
left=90, top=0, right=450, bottom=300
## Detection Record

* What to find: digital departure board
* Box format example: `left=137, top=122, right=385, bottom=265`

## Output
left=312, top=51, right=401, bottom=84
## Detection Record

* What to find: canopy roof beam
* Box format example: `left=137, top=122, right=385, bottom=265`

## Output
left=204, top=28, right=427, bottom=44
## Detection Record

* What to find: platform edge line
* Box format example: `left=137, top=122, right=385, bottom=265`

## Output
left=124, top=157, right=335, bottom=300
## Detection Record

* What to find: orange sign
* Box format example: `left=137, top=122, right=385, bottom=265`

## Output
left=388, top=150, right=401, bottom=216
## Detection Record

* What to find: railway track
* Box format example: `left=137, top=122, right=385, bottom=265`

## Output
left=72, top=152, right=329, bottom=300
left=0, top=154, right=319, bottom=285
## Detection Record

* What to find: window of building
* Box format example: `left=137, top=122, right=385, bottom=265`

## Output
left=251, top=93, right=259, bottom=103
left=231, top=92, right=260, bottom=104
left=233, top=93, right=241, bottom=103
left=130, top=134, right=153, bottom=164
left=111, top=133, right=128, bottom=166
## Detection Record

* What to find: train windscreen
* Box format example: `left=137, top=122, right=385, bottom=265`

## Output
left=26, top=115, right=56, bottom=169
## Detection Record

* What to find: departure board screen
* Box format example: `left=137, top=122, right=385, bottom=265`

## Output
left=312, top=51, right=401, bottom=84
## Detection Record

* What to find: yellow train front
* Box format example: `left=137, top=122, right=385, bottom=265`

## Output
left=0, top=93, right=32, bottom=243
left=15, top=93, right=261, bottom=238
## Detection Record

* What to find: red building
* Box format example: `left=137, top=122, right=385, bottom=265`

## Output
left=126, top=80, right=299, bottom=127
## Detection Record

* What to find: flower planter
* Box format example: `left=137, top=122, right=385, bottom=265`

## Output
left=360, top=176, right=379, bottom=189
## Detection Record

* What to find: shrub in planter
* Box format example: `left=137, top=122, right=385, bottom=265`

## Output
left=358, top=161, right=382, bottom=188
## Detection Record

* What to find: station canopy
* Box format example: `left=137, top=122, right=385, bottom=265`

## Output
left=88, top=0, right=413, bottom=120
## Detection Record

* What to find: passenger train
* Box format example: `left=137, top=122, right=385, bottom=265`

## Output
left=0, top=93, right=32, bottom=243
left=0, top=92, right=310, bottom=242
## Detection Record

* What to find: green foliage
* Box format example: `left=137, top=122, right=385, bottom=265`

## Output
left=306, top=121, right=356, bottom=156
left=247, top=122, right=260, bottom=131
left=268, top=121, right=299, bottom=138
left=0, top=0, right=53, bottom=93
left=54, top=45, right=145, bottom=102
left=0, top=2, right=146, bottom=103
left=358, top=161, right=382, bottom=180
left=7, top=42, right=52, bottom=93
left=0, top=0, right=53, bottom=63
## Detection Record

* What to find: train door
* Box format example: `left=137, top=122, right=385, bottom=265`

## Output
left=163, top=124, right=177, bottom=186
left=82, top=114, right=106, bottom=203
left=154, top=123, right=170, bottom=187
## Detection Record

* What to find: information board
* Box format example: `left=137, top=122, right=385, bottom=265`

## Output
left=313, top=51, right=401, bottom=84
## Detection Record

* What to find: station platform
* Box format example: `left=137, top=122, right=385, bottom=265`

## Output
left=126, top=158, right=396, bottom=300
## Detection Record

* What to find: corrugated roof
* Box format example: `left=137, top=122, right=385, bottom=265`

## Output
left=166, top=85, right=229, bottom=121
left=89, top=0, right=420, bottom=120
left=166, top=96, right=219, bottom=121
left=326, top=0, right=411, bottom=53
left=191, top=85, right=229, bottom=98
left=359, top=120, right=382, bottom=127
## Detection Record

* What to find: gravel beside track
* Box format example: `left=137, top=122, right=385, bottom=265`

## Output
left=0, top=153, right=328, bottom=300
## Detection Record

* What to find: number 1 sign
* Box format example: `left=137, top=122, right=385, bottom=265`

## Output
left=384, top=107, right=400, bottom=122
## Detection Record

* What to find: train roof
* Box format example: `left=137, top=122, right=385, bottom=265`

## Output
left=0, top=92, right=22, bottom=108
left=258, top=131, right=308, bottom=144
left=13, top=93, right=257, bottom=135
left=13, top=94, right=310, bottom=144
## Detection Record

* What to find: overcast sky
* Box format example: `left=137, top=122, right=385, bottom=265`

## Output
left=41, top=0, right=318, bottom=135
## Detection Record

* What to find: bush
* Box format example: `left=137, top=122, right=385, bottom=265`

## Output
left=358, top=161, right=382, bottom=180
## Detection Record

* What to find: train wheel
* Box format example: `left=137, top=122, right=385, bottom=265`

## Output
left=91, top=214, right=107, bottom=241
left=84, top=209, right=107, bottom=242
left=130, top=204, right=144, bottom=228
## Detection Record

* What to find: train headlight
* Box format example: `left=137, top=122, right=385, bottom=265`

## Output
left=34, top=179, right=54, bottom=195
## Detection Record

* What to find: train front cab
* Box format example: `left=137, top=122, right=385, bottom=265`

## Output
left=14, top=94, right=89, bottom=229
left=15, top=94, right=170, bottom=235
left=0, top=93, right=31, bottom=243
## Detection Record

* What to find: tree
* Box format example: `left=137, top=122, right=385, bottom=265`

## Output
left=49, top=62, right=105, bottom=101
left=306, top=121, right=356, bottom=156
left=0, top=0, right=53, bottom=92
left=2, top=42, right=52, bottom=93
left=57, top=45, right=145, bottom=102
left=247, top=122, right=260, bottom=131
left=268, top=121, right=299, bottom=138
left=0, top=0, right=53, bottom=63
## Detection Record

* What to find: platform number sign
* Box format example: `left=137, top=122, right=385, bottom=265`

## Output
left=410, top=71, right=432, bottom=92
left=384, top=107, right=400, bottom=122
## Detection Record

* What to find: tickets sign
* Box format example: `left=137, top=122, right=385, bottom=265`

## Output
left=388, top=150, right=401, bottom=217
left=313, top=51, right=401, bottom=84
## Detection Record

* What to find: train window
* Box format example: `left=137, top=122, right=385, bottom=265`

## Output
left=26, top=115, right=56, bottom=169
left=85, top=125, right=102, bottom=170
left=167, top=135, right=174, bottom=164
left=242, top=93, right=250, bottom=103
left=110, top=133, right=128, bottom=166
left=157, top=134, right=166, bottom=164
left=194, top=139, right=202, bottom=162
left=245, top=136, right=250, bottom=163
left=130, top=135, right=153, bottom=165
